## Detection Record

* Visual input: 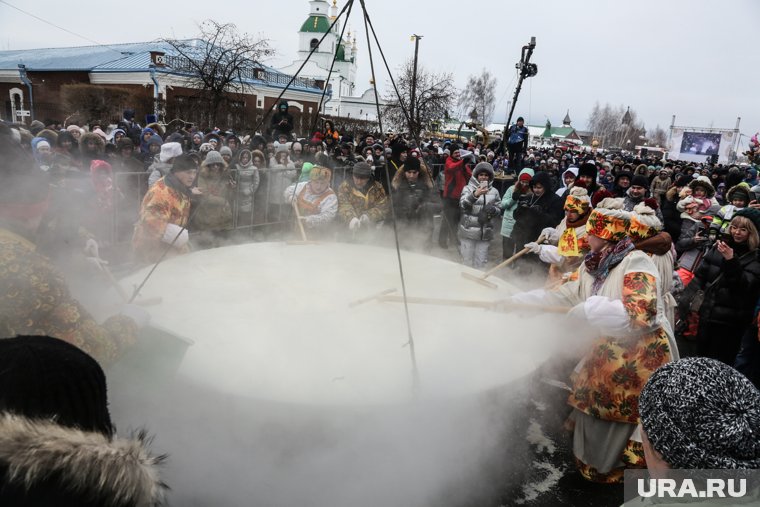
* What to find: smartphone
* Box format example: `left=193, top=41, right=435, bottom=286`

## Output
left=479, top=181, right=488, bottom=189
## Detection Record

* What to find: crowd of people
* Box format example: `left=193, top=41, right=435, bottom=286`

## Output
left=2, top=105, right=760, bottom=503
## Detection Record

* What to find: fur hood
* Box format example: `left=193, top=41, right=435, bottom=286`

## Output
left=0, top=414, right=167, bottom=506
left=79, top=132, right=106, bottom=155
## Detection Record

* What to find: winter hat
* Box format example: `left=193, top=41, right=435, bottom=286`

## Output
left=403, top=156, right=421, bottom=172
left=0, top=336, right=113, bottom=436
left=117, top=137, right=134, bottom=151
left=591, top=188, right=613, bottom=208
left=92, top=127, right=108, bottom=142
left=171, top=154, right=198, bottom=173
left=734, top=207, right=760, bottom=235
left=628, top=202, right=663, bottom=241
left=34, top=139, right=51, bottom=151
left=614, top=171, right=633, bottom=185
left=202, top=150, right=226, bottom=167
left=518, top=167, right=534, bottom=182
left=586, top=199, right=629, bottom=242
left=219, top=146, right=233, bottom=157
left=578, top=162, right=597, bottom=180
left=275, top=143, right=290, bottom=154
left=352, top=161, right=372, bottom=178
left=29, top=120, right=45, bottom=135
left=727, top=183, right=751, bottom=204
left=147, top=134, right=163, bottom=148
left=630, top=174, right=650, bottom=189
left=564, top=186, right=590, bottom=214
left=689, top=175, right=716, bottom=197
left=640, top=357, right=760, bottom=469
left=160, top=142, right=183, bottom=163
left=674, top=174, right=691, bottom=188
left=310, top=165, right=332, bottom=182
left=472, top=162, right=494, bottom=180
left=198, top=143, right=213, bottom=153
left=66, top=124, right=83, bottom=134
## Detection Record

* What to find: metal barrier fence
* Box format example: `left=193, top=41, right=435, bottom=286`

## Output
left=109, top=163, right=413, bottom=251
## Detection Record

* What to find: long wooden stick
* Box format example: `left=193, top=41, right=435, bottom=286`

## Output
left=485, top=232, right=547, bottom=277
left=292, top=199, right=309, bottom=243
left=348, top=288, right=397, bottom=308
left=378, top=294, right=570, bottom=314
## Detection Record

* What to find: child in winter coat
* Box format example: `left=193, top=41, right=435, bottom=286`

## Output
left=649, top=168, right=672, bottom=206
left=459, top=162, right=501, bottom=269
left=710, top=183, right=750, bottom=239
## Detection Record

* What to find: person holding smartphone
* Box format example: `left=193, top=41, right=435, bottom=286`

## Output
left=458, top=162, right=501, bottom=269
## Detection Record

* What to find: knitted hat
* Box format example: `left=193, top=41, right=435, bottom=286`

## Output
left=310, top=165, right=332, bottom=182
left=352, top=161, right=372, bottom=178
left=160, top=142, right=183, bottom=163
left=586, top=200, right=629, bottom=242
left=734, top=207, right=760, bottom=235
left=403, top=156, right=421, bottom=172
left=727, top=183, right=751, bottom=204
left=640, top=357, right=760, bottom=469
left=518, top=167, right=534, bottom=182
left=202, top=150, right=226, bottom=167
left=689, top=175, right=716, bottom=197
left=564, top=186, right=590, bottom=214
left=628, top=202, right=663, bottom=241
left=0, top=336, right=113, bottom=436
left=473, top=162, right=494, bottom=179
left=219, top=146, right=233, bottom=157
left=630, top=174, right=649, bottom=189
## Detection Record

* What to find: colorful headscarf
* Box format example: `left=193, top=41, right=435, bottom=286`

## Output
left=628, top=203, right=663, bottom=242
left=586, top=200, right=629, bottom=242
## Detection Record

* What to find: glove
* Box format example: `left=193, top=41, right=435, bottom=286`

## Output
left=359, top=214, right=371, bottom=226
left=349, top=217, right=361, bottom=231
left=163, top=223, right=189, bottom=247
left=524, top=242, right=542, bottom=254
left=84, top=238, right=100, bottom=258
left=120, top=303, right=150, bottom=329
left=541, top=227, right=558, bottom=243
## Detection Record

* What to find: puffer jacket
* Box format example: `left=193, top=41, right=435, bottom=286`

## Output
left=675, top=213, right=708, bottom=272
left=234, top=149, right=260, bottom=213
left=459, top=176, right=501, bottom=241
left=500, top=168, right=534, bottom=238
left=680, top=242, right=760, bottom=327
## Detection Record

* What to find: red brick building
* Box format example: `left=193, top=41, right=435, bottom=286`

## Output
left=0, top=40, right=325, bottom=133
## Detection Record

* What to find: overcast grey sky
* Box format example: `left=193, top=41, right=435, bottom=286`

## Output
left=1, top=0, right=757, bottom=143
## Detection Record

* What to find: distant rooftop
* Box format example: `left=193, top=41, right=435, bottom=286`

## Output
left=0, top=40, right=322, bottom=93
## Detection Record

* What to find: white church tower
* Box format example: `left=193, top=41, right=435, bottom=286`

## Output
left=280, top=0, right=381, bottom=121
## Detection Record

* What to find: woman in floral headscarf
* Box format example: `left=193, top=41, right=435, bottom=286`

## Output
left=522, top=186, right=592, bottom=286
left=508, top=197, right=675, bottom=483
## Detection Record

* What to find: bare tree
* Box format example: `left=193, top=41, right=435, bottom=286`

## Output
left=587, top=102, right=646, bottom=150
left=381, top=59, right=457, bottom=140
left=650, top=125, right=667, bottom=148
left=164, top=20, right=274, bottom=127
left=458, top=69, right=497, bottom=125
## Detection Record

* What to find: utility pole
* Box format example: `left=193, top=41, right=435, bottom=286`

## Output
left=409, top=34, right=423, bottom=138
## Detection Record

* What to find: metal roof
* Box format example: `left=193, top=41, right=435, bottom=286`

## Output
left=0, top=40, right=321, bottom=93
left=0, top=41, right=166, bottom=71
